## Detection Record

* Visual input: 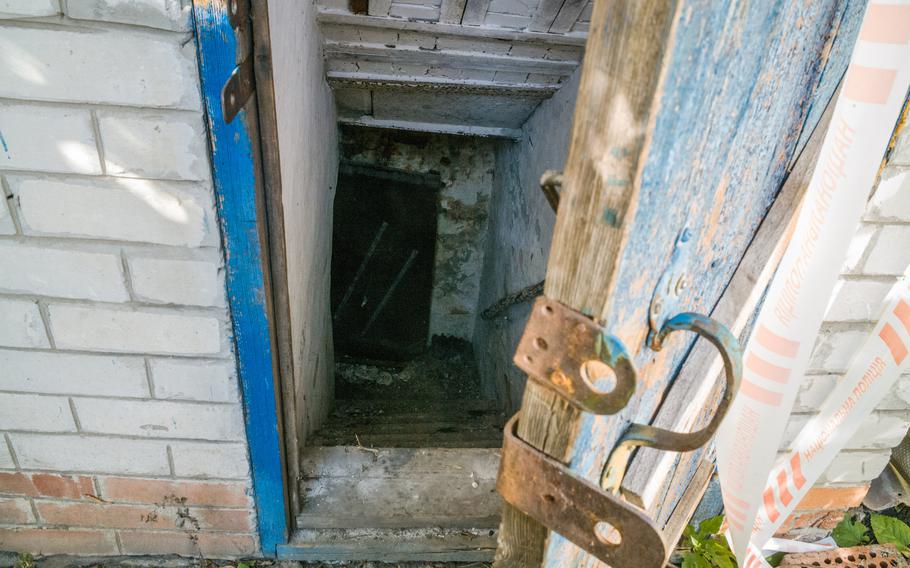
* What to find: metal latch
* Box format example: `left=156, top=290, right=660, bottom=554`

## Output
left=222, top=57, right=254, bottom=124
left=497, top=414, right=669, bottom=567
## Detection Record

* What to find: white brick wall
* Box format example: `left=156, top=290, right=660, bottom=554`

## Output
left=0, top=103, right=101, bottom=174
left=0, top=6, right=258, bottom=552
left=0, top=26, right=200, bottom=108
left=12, top=176, right=217, bottom=247
left=65, top=0, right=191, bottom=32
left=0, top=298, right=50, bottom=348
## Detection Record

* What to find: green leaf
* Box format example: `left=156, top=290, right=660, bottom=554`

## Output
left=872, top=514, right=910, bottom=549
left=698, top=515, right=725, bottom=537
left=765, top=552, right=786, bottom=567
left=681, top=552, right=710, bottom=568
left=832, top=513, right=871, bottom=547
left=237, top=563, right=250, bottom=568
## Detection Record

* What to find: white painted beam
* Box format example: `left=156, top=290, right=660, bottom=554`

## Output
left=338, top=116, right=523, bottom=139
left=439, top=0, right=467, bottom=23
left=327, top=71, right=559, bottom=96
left=324, top=41, right=578, bottom=75
left=316, top=9, right=588, bottom=46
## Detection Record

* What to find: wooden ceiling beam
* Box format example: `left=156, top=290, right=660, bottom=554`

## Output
left=316, top=9, right=588, bottom=46
left=327, top=72, right=560, bottom=97
left=324, top=41, right=578, bottom=74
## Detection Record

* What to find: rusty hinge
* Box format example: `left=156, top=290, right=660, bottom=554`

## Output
left=498, top=414, right=668, bottom=567
left=222, top=57, right=254, bottom=124
left=501, top=297, right=743, bottom=565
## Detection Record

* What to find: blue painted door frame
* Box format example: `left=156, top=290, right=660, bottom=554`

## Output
left=191, top=0, right=289, bottom=556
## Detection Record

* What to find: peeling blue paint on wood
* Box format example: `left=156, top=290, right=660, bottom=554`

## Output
left=541, top=0, right=865, bottom=565
left=191, top=1, right=287, bottom=556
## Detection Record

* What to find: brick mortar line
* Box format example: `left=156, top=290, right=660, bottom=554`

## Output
left=0, top=12, right=194, bottom=37
left=0, top=95, right=203, bottom=118
left=27, top=496, right=40, bottom=524
left=0, top=470, right=252, bottom=487
left=817, top=321, right=877, bottom=332
left=68, top=398, right=83, bottom=432
left=0, top=168, right=214, bottom=189
left=35, top=300, right=56, bottom=349
left=28, top=497, right=253, bottom=513
left=0, top=236, right=225, bottom=265
left=789, top=408, right=910, bottom=418
left=120, top=250, right=138, bottom=303
left=0, top=344, right=234, bottom=362
left=4, top=433, right=21, bottom=471
left=0, top=469, right=252, bottom=484
left=2, top=429, right=248, bottom=445
left=852, top=224, right=882, bottom=275
left=0, top=234, right=221, bottom=254
left=143, top=358, right=157, bottom=399
left=861, top=218, right=910, bottom=226
left=0, top=177, right=23, bottom=236
left=90, top=109, right=108, bottom=176
left=0, top=522, right=256, bottom=536
left=0, top=390, right=241, bottom=407
left=837, top=273, right=902, bottom=282
left=0, top=291, right=230, bottom=318
left=166, top=446, right=177, bottom=479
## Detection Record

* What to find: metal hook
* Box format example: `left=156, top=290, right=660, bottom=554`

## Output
left=601, top=312, right=742, bottom=494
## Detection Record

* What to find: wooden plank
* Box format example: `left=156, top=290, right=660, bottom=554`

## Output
left=250, top=0, right=300, bottom=523
left=528, top=0, right=566, bottom=32
left=326, top=71, right=560, bottom=96
left=493, top=2, right=679, bottom=564
left=495, top=0, right=853, bottom=565
left=548, top=0, right=587, bottom=34
left=191, top=0, right=287, bottom=555
left=337, top=116, right=523, bottom=138
left=621, top=87, right=837, bottom=514
left=317, top=9, right=589, bottom=45
left=279, top=527, right=496, bottom=562
left=625, top=89, right=841, bottom=524
left=439, top=0, right=467, bottom=23
left=368, top=0, right=392, bottom=17
left=297, top=447, right=502, bottom=529
left=661, top=454, right=716, bottom=547
left=461, top=0, right=490, bottom=25
left=324, top=41, right=578, bottom=74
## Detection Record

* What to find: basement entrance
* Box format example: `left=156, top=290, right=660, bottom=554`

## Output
left=297, top=127, right=508, bottom=544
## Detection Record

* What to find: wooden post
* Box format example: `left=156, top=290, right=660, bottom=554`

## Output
left=494, top=2, right=679, bottom=565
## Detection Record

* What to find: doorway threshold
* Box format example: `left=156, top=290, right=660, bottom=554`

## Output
left=277, top=527, right=497, bottom=562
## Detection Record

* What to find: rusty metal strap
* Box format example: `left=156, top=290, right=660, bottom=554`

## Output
left=514, top=297, right=636, bottom=415
left=497, top=414, right=669, bottom=567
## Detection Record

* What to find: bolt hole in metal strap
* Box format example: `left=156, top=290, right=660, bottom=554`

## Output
left=514, top=297, right=637, bottom=415
left=601, top=312, right=743, bottom=493
left=497, top=414, right=669, bottom=567
left=504, top=300, right=741, bottom=566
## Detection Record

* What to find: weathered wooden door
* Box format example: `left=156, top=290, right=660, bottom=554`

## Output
left=493, top=0, right=865, bottom=566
